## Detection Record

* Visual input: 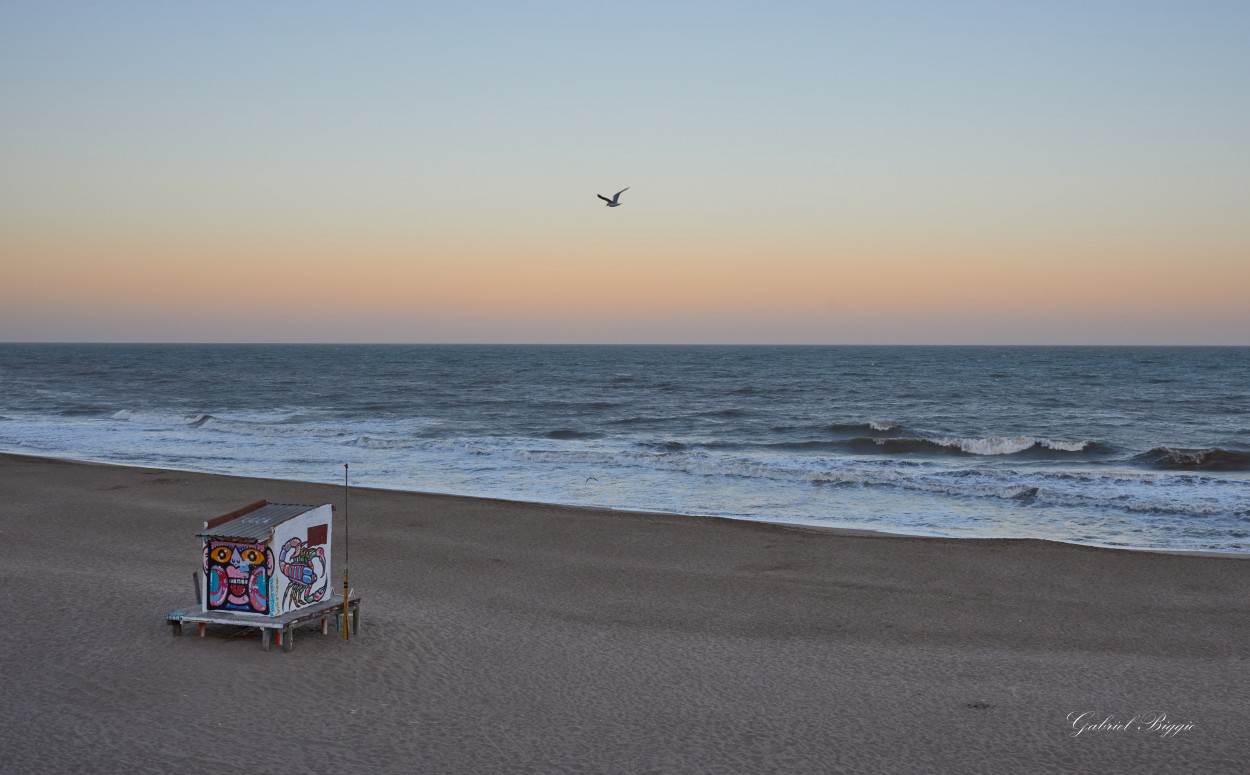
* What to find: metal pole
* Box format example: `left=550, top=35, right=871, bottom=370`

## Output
left=342, top=463, right=350, bottom=640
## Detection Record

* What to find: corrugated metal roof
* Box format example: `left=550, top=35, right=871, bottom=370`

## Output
left=199, top=502, right=318, bottom=541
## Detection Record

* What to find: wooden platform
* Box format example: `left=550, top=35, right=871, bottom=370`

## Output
left=167, top=595, right=362, bottom=652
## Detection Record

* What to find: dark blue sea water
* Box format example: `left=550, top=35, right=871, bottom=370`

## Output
left=1, top=344, right=1248, bottom=552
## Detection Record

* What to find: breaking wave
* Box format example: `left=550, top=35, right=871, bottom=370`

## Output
left=1133, top=447, right=1250, bottom=472
left=112, top=409, right=209, bottom=425
left=827, top=421, right=903, bottom=434
left=112, top=409, right=352, bottom=439
left=352, top=435, right=421, bottom=449
left=930, top=436, right=1097, bottom=456
left=757, top=436, right=1106, bottom=458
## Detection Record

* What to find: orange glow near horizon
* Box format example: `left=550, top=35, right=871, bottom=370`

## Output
left=4, top=224, right=1247, bottom=343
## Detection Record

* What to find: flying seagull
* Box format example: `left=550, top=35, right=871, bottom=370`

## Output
left=597, top=187, right=629, bottom=207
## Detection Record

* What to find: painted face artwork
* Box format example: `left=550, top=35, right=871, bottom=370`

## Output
left=205, top=540, right=273, bottom=614
left=279, top=537, right=328, bottom=612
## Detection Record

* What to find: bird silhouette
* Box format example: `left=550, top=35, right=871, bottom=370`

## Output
left=597, top=187, right=629, bottom=207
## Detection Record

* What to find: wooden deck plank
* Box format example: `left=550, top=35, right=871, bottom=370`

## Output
left=167, top=596, right=362, bottom=651
left=171, top=596, right=360, bottom=629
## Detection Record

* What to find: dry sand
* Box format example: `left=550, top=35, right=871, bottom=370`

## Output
left=1, top=452, right=1247, bottom=774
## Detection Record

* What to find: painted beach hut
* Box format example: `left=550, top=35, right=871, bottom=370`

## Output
left=199, top=501, right=333, bottom=617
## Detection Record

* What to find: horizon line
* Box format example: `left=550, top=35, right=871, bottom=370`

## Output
left=3, top=341, right=1248, bottom=348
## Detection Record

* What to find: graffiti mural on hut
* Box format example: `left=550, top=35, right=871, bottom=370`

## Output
left=205, top=540, right=274, bottom=614
left=279, top=536, right=329, bottom=611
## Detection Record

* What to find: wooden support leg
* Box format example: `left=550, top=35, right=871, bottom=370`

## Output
left=282, top=627, right=294, bottom=653
left=171, top=621, right=182, bottom=636
left=321, top=617, right=328, bottom=636
left=261, top=629, right=271, bottom=652
left=198, top=622, right=206, bottom=638
left=352, top=604, right=361, bottom=635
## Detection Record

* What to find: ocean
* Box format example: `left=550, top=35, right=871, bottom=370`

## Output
left=1, top=344, right=1247, bottom=552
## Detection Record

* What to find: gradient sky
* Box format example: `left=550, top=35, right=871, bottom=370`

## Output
left=2, top=1, right=1248, bottom=344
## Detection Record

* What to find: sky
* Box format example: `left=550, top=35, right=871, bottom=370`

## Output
left=2, top=1, right=1248, bottom=344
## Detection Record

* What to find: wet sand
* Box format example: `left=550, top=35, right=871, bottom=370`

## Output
left=1, top=452, right=1247, bottom=773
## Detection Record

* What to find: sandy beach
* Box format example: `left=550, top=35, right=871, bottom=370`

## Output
left=1, top=452, right=1247, bottom=773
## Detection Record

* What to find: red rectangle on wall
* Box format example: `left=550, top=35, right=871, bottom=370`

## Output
left=307, top=523, right=328, bottom=546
